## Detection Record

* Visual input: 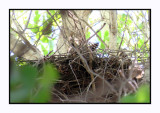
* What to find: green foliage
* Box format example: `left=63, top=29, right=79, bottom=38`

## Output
left=118, top=13, right=127, bottom=29
left=104, top=30, right=109, bottom=46
left=97, top=31, right=101, bottom=38
left=11, top=10, right=61, bottom=58
left=10, top=59, right=59, bottom=103
left=28, top=11, right=54, bottom=41
left=104, top=30, right=109, bottom=42
left=138, top=38, right=145, bottom=48
left=41, top=36, right=49, bottom=43
left=31, top=63, right=59, bottom=103
left=85, top=31, right=91, bottom=39
left=126, top=18, right=132, bottom=26
left=34, top=11, right=41, bottom=24
left=47, top=10, right=61, bottom=27
left=99, top=30, right=110, bottom=49
left=138, top=23, right=144, bottom=30
left=10, top=60, right=37, bottom=103
left=40, top=44, right=48, bottom=56
left=48, top=10, right=55, bottom=16
left=28, top=23, right=39, bottom=34
left=120, top=84, right=150, bottom=103
left=28, top=11, right=41, bottom=34
left=97, top=31, right=105, bottom=49
left=121, top=14, right=127, bottom=22
left=145, top=52, right=149, bottom=58
left=49, top=39, right=55, bottom=52
left=42, top=16, right=53, bottom=35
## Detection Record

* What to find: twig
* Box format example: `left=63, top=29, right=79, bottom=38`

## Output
left=67, top=11, right=96, bottom=92
left=87, top=23, right=106, bottom=42
left=47, top=10, right=116, bottom=94
left=11, top=27, right=36, bottom=52
left=12, top=11, right=23, bottom=31
left=70, top=45, right=117, bottom=94
left=118, top=12, right=129, bottom=51
left=34, top=33, right=43, bottom=46
left=23, top=10, right=32, bottom=32
left=53, top=40, right=66, bottom=55
left=127, top=11, right=149, bottom=39
left=69, top=61, right=82, bottom=95
left=72, top=11, right=108, bottom=48
left=89, top=50, right=96, bottom=92
left=68, top=11, right=86, bottom=42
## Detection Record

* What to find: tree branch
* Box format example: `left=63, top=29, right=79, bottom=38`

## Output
left=23, top=10, right=32, bottom=32
left=87, top=23, right=106, bottom=42
left=72, top=11, right=108, bottom=48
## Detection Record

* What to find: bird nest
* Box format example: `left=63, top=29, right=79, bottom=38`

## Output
left=36, top=43, right=146, bottom=103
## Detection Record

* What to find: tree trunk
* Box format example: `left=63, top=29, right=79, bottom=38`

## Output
left=56, top=10, right=92, bottom=54
left=109, top=10, right=118, bottom=50
left=100, top=10, right=118, bottom=50
left=100, top=10, right=110, bottom=48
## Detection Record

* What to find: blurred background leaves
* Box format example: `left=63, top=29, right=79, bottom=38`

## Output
left=120, top=84, right=150, bottom=103
left=10, top=58, right=59, bottom=103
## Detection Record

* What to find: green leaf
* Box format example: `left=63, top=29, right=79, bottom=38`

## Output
left=104, top=30, right=109, bottom=42
left=100, top=43, right=105, bottom=49
left=47, top=10, right=55, bottom=17
left=97, top=31, right=102, bottom=38
left=10, top=62, right=37, bottom=103
left=120, top=84, right=150, bottom=103
left=126, top=18, right=132, bottom=26
left=41, top=44, right=48, bottom=56
left=48, top=11, right=61, bottom=27
left=136, top=85, right=150, bottom=103
left=41, top=63, right=59, bottom=86
left=31, top=63, right=59, bottom=103
left=120, top=94, right=137, bottom=103
left=41, top=36, right=49, bottom=43
left=85, top=31, right=91, bottom=39
left=138, top=38, right=144, bottom=48
left=121, top=14, right=126, bottom=22
left=10, top=59, right=21, bottom=89
left=19, top=65, right=37, bottom=88
left=10, top=88, right=30, bottom=103
left=28, top=23, right=39, bottom=34
left=97, top=31, right=105, bottom=49
left=10, top=59, right=59, bottom=103
left=35, top=10, right=38, bottom=15
left=145, top=53, right=149, bottom=58
left=34, top=11, right=41, bottom=24
left=138, top=23, right=144, bottom=30
left=49, top=40, right=54, bottom=52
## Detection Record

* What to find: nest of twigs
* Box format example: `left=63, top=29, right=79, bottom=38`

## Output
left=37, top=43, right=145, bottom=103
